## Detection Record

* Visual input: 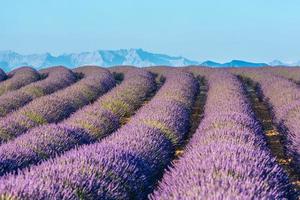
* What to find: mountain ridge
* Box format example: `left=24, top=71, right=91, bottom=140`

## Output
left=0, top=49, right=299, bottom=72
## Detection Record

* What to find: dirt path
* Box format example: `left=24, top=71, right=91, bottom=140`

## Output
left=240, top=76, right=300, bottom=197
left=120, top=73, right=164, bottom=126
left=175, top=76, right=208, bottom=157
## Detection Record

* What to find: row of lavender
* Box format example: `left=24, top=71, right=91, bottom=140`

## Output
left=0, top=67, right=77, bottom=117
left=243, top=70, right=300, bottom=168
left=0, top=69, right=156, bottom=176
left=151, top=72, right=291, bottom=199
left=261, top=67, right=300, bottom=83
left=0, top=71, right=198, bottom=199
left=227, top=67, right=300, bottom=84
left=0, top=66, right=115, bottom=144
left=0, top=67, right=41, bottom=96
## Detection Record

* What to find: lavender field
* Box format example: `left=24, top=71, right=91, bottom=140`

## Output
left=0, top=65, right=299, bottom=199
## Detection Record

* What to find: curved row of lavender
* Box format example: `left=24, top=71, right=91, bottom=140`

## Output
left=0, top=67, right=41, bottom=96
left=263, top=67, right=300, bottom=83
left=0, top=66, right=77, bottom=117
left=243, top=71, right=300, bottom=167
left=0, top=69, right=6, bottom=81
left=150, top=71, right=291, bottom=199
left=0, top=71, right=198, bottom=199
left=0, top=69, right=156, bottom=176
left=0, top=66, right=115, bottom=144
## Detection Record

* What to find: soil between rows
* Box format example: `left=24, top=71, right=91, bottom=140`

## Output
left=240, top=76, right=300, bottom=198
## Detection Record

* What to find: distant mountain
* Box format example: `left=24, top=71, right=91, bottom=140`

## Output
left=201, top=60, right=223, bottom=67
left=269, top=60, right=286, bottom=66
left=269, top=59, right=300, bottom=66
left=201, top=60, right=268, bottom=67
left=0, top=49, right=199, bottom=72
left=224, top=60, right=268, bottom=67
left=0, top=49, right=299, bottom=72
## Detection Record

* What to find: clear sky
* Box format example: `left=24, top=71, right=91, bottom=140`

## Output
left=1, top=0, right=299, bottom=62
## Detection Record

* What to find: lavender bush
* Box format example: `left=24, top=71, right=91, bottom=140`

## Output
left=0, top=69, right=156, bottom=176
left=244, top=70, right=300, bottom=168
left=0, top=66, right=77, bottom=117
left=150, top=72, right=291, bottom=200
left=0, top=67, right=40, bottom=96
left=0, top=71, right=198, bottom=199
left=0, top=66, right=115, bottom=144
left=264, top=66, right=300, bottom=82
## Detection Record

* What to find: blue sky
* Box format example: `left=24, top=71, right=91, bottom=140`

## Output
left=0, top=0, right=299, bottom=62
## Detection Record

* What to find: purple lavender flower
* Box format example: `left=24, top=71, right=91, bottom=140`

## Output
left=0, top=67, right=40, bottom=96
left=0, top=66, right=76, bottom=117
left=0, top=69, right=155, bottom=176
left=0, top=71, right=198, bottom=199
left=150, top=71, right=290, bottom=200
left=0, top=66, right=115, bottom=144
left=244, top=70, right=300, bottom=168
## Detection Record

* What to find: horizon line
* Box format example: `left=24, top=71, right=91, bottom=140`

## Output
left=1, top=48, right=299, bottom=64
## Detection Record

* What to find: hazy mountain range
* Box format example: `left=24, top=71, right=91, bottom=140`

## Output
left=0, top=49, right=299, bottom=72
